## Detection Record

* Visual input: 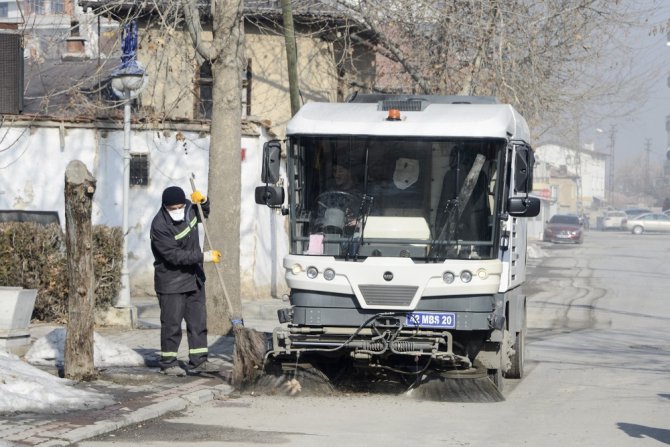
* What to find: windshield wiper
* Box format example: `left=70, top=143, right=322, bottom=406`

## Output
left=431, top=154, right=485, bottom=260
left=346, top=194, right=374, bottom=260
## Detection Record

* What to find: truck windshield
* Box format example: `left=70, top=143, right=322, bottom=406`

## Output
left=288, top=136, right=505, bottom=261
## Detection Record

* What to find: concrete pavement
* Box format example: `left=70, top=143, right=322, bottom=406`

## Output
left=0, top=297, right=287, bottom=447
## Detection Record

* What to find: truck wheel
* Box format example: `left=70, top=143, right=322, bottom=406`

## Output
left=488, top=347, right=504, bottom=392
left=488, top=365, right=504, bottom=392
left=504, top=329, right=525, bottom=379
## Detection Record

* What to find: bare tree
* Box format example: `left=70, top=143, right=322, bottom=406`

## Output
left=17, top=0, right=246, bottom=334
left=181, top=0, right=245, bottom=334
left=64, top=160, right=97, bottom=381
left=335, top=0, right=664, bottom=141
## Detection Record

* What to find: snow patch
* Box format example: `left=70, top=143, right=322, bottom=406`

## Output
left=25, top=328, right=145, bottom=367
left=0, top=350, right=114, bottom=414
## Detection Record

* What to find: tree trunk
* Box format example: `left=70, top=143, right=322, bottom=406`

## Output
left=204, top=0, right=245, bottom=334
left=63, top=160, right=97, bottom=381
left=281, top=0, right=301, bottom=116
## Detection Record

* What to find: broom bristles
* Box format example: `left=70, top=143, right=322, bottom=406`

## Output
left=231, top=325, right=267, bottom=388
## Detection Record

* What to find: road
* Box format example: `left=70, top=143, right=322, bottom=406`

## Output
left=79, top=231, right=670, bottom=446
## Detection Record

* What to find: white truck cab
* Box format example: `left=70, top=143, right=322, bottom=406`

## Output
left=255, top=94, right=539, bottom=391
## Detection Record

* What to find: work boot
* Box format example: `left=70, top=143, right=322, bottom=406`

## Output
left=189, top=360, right=220, bottom=374
left=160, top=365, right=186, bottom=377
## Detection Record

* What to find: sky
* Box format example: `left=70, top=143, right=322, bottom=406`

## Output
left=581, top=3, right=670, bottom=167
left=0, top=329, right=144, bottom=414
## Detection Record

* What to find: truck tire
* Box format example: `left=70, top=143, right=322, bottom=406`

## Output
left=488, top=347, right=504, bottom=392
left=489, top=367, right=503, bottom=392
left=504, top=329, right=525, bottom=379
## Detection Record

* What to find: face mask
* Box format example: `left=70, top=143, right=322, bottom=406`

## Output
left=167, top=207, right=185, bottom=222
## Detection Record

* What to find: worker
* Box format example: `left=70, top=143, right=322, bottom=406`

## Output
left=150, top=186, right=221, bottom=376
left=322, top=160, right=363, bottom=234
left=332, top=160, right=358, bottom=192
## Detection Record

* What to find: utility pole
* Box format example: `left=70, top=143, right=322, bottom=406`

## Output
left=607, top=125, right=616, bottom=206
left=644, top=138, right=652, bottom=195
left=573, top=121, right=583, bottom=216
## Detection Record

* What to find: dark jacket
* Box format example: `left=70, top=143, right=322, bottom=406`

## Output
left=150, top=199, right=210, bottom=294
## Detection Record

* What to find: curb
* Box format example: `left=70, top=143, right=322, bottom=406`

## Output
left=32, top=383, right=233, bottom=446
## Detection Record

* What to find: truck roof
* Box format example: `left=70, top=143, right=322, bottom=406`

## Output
left=286, top=100, right=530, bottom=141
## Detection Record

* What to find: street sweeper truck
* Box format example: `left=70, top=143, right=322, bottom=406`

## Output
left=255, top=94, right=540, bottom=393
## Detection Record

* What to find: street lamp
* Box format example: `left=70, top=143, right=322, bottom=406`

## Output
left=111, top=21, right=147, bottom=309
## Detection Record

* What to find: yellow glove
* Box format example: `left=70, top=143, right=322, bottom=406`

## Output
left=191, top=191, right=206, bottom=204
left=203, top=250, right=221, bottom=263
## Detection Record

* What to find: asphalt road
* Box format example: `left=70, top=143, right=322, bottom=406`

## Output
left=79, top=231, right=670, bottom=446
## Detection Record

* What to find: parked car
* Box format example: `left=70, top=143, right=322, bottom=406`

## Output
left=602, top=210, right=626, bottom=230
left=543, top=214, right=584, bottom=244
left=623, top=207, right=652, bottom=218
left=623, top=213, right=670, bottom=235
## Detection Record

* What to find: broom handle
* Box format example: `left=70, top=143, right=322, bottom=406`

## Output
left=189, top=175, right=239, bottom=322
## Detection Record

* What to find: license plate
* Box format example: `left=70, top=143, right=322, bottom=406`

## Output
left=405, top=312, right=456, bottom=329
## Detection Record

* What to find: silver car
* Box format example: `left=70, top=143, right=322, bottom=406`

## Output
left=624, top=213, right=670, bottom=235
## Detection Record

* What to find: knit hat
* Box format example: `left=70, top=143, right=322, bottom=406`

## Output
left=162, top=186, right=186, bottom=206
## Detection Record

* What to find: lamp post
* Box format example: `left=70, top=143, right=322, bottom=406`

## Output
left=111, top=21, right=147, bottom=308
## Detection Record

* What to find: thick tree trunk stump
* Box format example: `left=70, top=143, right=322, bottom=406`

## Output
left=64, top=160, right=97, bottom=381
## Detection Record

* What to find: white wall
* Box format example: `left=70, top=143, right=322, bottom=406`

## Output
left=239, top=134, right=290, bottom=299
left=0, top=121, right=289, bottom=300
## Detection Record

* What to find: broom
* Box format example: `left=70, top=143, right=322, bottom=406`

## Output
left=189, top=175, right=267, bottom=388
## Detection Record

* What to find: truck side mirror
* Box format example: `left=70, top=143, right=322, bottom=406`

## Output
left=262, top=140, right=282, bottom=184
left=514, top=146, right=534, bottom=194
left=255, top=185, right=285, bottom=208
left=507, top=196, right=540, bottom=217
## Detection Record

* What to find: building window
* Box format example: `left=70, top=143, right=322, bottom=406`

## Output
left=196, top=59, right=252, bottom=119
left=51, top=0, right=64, bottom=13
left=25, top=0, right=63, bottom=14
left=0, top=3, right=8, bottom=17
left=28, top=0, right=44, bottom=14
left=130, top=154, right=149, bottom=186
left=196, top=61, right=212, bottom=119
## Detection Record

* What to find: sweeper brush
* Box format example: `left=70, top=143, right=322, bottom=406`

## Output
left=406, top=368, right=504, bottom=403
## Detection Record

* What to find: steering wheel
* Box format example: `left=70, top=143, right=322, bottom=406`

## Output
left=315, top=190, right=358, bottom=210
left=312, top=191, right=360, bottom=234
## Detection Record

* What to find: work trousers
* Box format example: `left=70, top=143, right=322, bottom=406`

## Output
left=158, top=284, right=208, bottom=369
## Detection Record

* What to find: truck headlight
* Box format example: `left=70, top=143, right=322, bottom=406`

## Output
left=442, top=271, right=455, bottom=284
left=291, top=264, right=304, bottom=275
left=477, top=268, right=488, bottom=280
left=460, top=270, right=473, bottom=283
left=306, top=266, right=318, bottom=279
left=323, top=268, right=336, bottom=281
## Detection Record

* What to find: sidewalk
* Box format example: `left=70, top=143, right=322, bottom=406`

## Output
left=0, top=297, right=287, bottom=447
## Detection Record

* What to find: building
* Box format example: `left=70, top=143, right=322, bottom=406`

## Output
left=528, top=143, right=608, bottom=238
